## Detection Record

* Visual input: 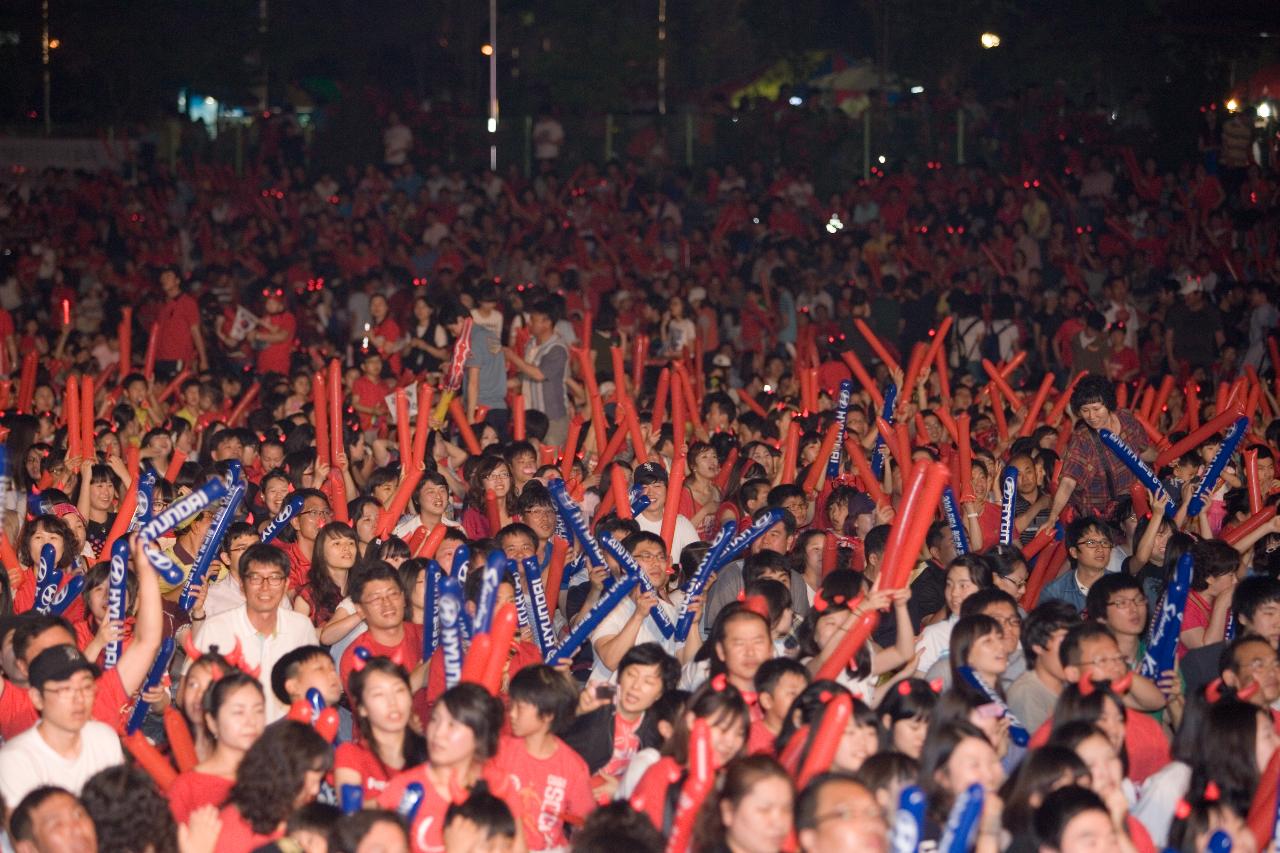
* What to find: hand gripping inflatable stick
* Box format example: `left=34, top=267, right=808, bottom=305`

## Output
left=259, top=492, right=305, bottom=544
left=1138, top=551, right=1193, bottom=685
left=179, top=479, right=246, bottom=611
left=1098, top=429, right=1177, bottom=519
left=137, top=477, right=231, bottom=585
left=1188, top=417, right=1249, bottom=518
left=598, top=536, right=676, bottom=639
left=673, top=520, right=737, bottom=642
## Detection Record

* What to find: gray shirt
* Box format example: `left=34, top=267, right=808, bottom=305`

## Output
left=465, top=324, right=509, bottom=410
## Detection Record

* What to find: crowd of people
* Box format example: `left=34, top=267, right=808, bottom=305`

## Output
left=0, top=85, right=1278, bottom=853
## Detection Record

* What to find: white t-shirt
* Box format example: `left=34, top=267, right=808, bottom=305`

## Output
left=914, top=614, right=958, bottom=675
left=383, top=124, right=413, bottom=166
left=0, top=721, right=123, bottom=805
left=589, top=591, right=685, bottom=682
left=193, top=605, right=318, bottom=721
left=634, top=512, right=699, bottom=565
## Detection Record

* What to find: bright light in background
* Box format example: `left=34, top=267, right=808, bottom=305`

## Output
left=980, top=32, right=1001, bottom=49
left=487, top=117, right=497, bottom=133
left=878, top=155, right=886, bottom=164
left=1226, top=98, right=1239, bottom=112
left=910, top=85, right=925, bottom=94
left=481, top=43, right=493, bottom=56
left=788, top=96, right=802, bottom=106
left=1260, top=103, right=1273, bottom=119
left=826, top=214, right=844, bottom=234
left=48, top=38, right=60, bottom=49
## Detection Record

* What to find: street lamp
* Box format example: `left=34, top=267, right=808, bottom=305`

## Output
left=980, top=32, right=1001, bottom=49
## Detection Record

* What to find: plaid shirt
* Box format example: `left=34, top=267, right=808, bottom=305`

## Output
left=1060, top=409, right=1151, bottom=518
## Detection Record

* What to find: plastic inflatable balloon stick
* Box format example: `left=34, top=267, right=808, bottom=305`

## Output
left=1138, top=551, right=1193, bottom=686
left=881, top=462, right=950, bottom=590
left=520, top=555, right=557, bottom=655
left=137, top=477, right=231, bottom=585
left=437, top=576, right=465, bottom=689
left=1156, top=407, right=1246, bottom=467
left=423, top=560, right=442, bottom=659
left=480, top=603, right=519, bottom=695
left=890, top=786, right=927, bottom=853
left=397, top=783, right=425, bottom=822
left=667, top=718, right=716, bottom=853
left=826, top=380, right=853, bottom=478
left=473, top=550, right=505, bottom=635
left=797, top=694, right=853, bottom=789
left=103, top=539, right=129, bottom=669
left=260, top=493, right=305, bottom=544
left=126, top=637, right=176, bottom=734
left=814, top=608, right=880, bottom=682
left=547, top=572, right=639, bottom=664
left=940, top=486, right=970, bottom=556
left=1098, top=429, right=1178, bottom=520
left=999, top=465, right=1018, bottom=545
left=939, top=783, right=985, bottom=853
left=674, top=521, right=735, bottom=642
left=1188, top=417, right=1249, bottom=517
left=180, top=480, right=246, bottom=611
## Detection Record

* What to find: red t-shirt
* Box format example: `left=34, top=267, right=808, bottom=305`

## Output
left=169, top=771, right=234, bottom=825
left=256, top=312, right=297, bottom=375
left=339, top=624, right=424, bottom=693
left=492, top=735, right=595, bottom=851
left=214, top=803, right=283, bottom=852
left=282, top=540, right=312, bottom=593
left=599, top=713, right=643, bottom=778
left=1029, top=707, right=1170, bottom=784
left=747, top=719, right=777, bottom=756
left=378, top=763, right=517, bottom=853
left=352, top=375, right=389, bottom=431
left=335, top=741, right=396, bottom=803
left=155, top=294, right=202, bottom=363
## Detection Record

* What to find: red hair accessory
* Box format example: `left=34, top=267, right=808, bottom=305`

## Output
left=832, top=595, right=846, bottom=605
left=1239, top=682, right=1261, bottom=701
left=812, top=598, right=829, bottom=612
left=1203, top=781, right=1221, bottom=802
left=1206, top=678, right=1225, bottom=703
left=929, top=678, right=944, bottom=694
left=818, top=690, right=833, bottom=703
left=351, top=647, right=372, bottom=673
left=710, top=674, right=728, bottom=692
left=1111, top=671, right=1134, bottom=695
left=897, top=682, right=913, bottom=696
left=183, top=634, right=261, bottom=680
left=1174, top=800, right=1192, bottom=820
left=1078, top=671, right=1096, bottom=696
left=740, top=594, right=770, bottom=620
left=736, top=590, right=746, bottom=601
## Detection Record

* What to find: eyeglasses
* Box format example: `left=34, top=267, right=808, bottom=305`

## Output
left=994, top=615, right=1023, bottom=629
left=524, top=507, right=555, bottom=517
left=1107, top=596, right=1146, bottom=610
left=632, top=550, right=668, bottom=564
left=1076, top=539, right=1114, bottom=550
left=1086, top=654, right=1127, bottom=668
left=301, top=508, right=334, bottom=520
left=1243, top=657, right=1280, bottom=674
left=1003, top=576, right=1029, bottom=590
left=245, top=574, right=287, bottom=587
left=42, top=683, right=96, bottom=698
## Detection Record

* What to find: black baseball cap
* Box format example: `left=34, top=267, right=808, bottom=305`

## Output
left=29, top=644, right=99, bottom=689
left=632, top=461, right=669, bottom=487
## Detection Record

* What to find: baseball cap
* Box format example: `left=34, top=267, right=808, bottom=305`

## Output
left=632, top=461, right=669, bottom=487
left=29, top=644, right=99, bottom=690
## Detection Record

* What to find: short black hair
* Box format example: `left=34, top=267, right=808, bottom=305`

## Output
left=328, top=810, right=406, bottom=853
left=1070, top=375, right=1117, bottom=412
left=1022, top=600, right=1080, bottom=667
left=1057, top=622, right=1117, bottom=670
left=959, top=588, right=1018, bottom=618
left=795, top=772, right=867, bottom=830
left=508, top=665, right=578, bottom=733
left=1235, top=576, right=1280, bottom=624
left=445, top=791, right=515, bottom=842
left=617, top=643, right=680, bottom=693
left=10, top=787, right=77, bottom=844
left=239, top=542, right=290, bottom=578
left=571, top=802, right=663, bottom=853
left=349, top=561, right=404, bottom=604
left=754, top=657, right=808, bottom=696
left=1084, top=573, right=1144, bottom=621
left=270, top=644, right=332, bottom=704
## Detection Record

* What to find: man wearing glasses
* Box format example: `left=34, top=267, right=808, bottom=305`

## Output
left=795, top=773, right=888, bottom=853
left=1039, top=516, right=1118, bottom=613
left=193, top=544, right=317, bottom=721
left=338, top=564, right=422, bottom=692
left=283, top=489, right=334, bottom=593
left=0, top=645, right=124, bottom=806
